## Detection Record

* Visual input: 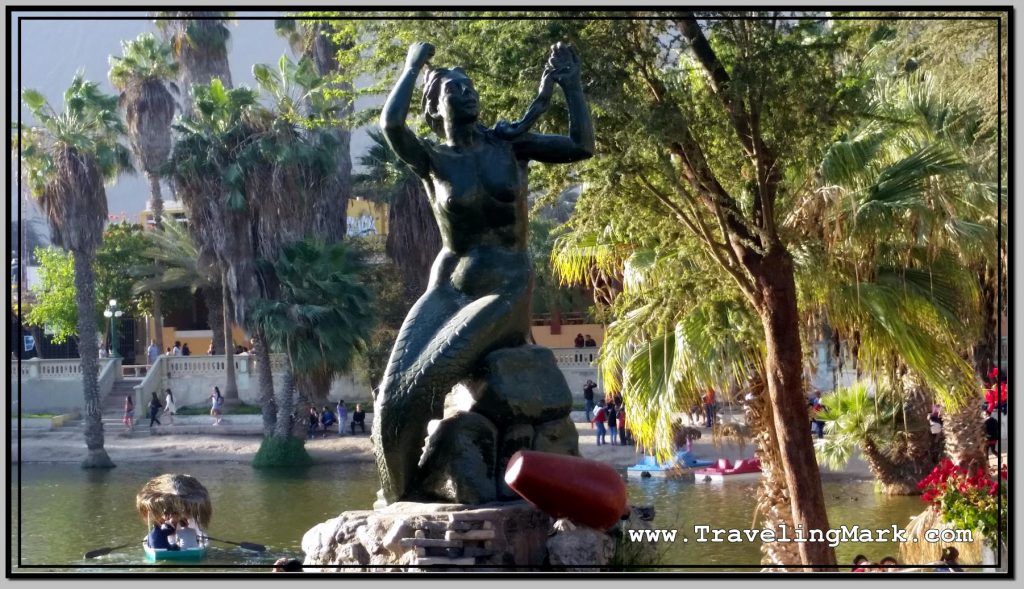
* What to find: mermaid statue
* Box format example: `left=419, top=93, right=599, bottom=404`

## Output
left=373, top=41, right=594, bottom=504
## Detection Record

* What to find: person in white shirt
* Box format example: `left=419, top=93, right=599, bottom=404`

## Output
left=175, top=518, right=199, bottom=549
left=163, top=389, right=177, bottom=425
left=147, top=341, right=159, bottom=365
left=172, top=341, right=182, bottom=356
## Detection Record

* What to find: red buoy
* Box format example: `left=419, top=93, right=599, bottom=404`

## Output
left=504, top=450, right=628, bottom=530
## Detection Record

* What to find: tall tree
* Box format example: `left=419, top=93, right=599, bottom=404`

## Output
left=156, top=12, right=241, bottom=400
left=20, top=75, right=133, bottom=468
left=250, top=240, right=374, bottom=466
left=275, top=17, right=352, bottom=239
left=109, top=32, right=179, bottom=354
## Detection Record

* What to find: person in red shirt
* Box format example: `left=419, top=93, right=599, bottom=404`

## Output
left=702, top=389, right=716, bottom=428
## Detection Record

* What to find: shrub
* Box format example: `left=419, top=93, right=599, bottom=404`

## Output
left=251, top=435, right=313, bottom=468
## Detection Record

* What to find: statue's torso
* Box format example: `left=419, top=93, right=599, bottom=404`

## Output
left=421, top=134, right=531, bottom=297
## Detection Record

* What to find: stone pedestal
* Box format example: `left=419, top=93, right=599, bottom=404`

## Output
left=302, top=500, right=551, bottom=571
left=302, top=502, right=658, bottom=572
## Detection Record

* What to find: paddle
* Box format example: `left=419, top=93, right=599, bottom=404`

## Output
left=84, top=539, right=142, bottom=559
left=200, top=535, right=266, bottom=552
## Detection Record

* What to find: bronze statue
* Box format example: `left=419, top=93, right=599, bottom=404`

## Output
left=373, top=41, right=594, bottom=504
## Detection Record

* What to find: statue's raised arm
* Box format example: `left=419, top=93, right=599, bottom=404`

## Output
left=379, top=41, right=435, bottom=178
left=507, top=42, right=595, bottom=163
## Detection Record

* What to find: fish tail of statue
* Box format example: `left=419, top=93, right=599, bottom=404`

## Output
left=372, top=294, right=526, bottom=502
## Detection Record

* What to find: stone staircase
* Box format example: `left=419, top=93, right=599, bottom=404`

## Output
left=99, top=377, right=143, bottom=436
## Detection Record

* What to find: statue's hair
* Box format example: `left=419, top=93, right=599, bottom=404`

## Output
left=421, top=66, right=468, bottom=137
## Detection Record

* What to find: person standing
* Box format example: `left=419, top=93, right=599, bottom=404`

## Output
left=703, top=388, right=717, bottom=428
left=123, top=394, right=135, bottom=432
left=336, top=400, right=348, bottom=436
left=809, top=391, right=825, bottom=439
left=163, top=388, right=177, bottom=426
left=148, top=392, right=163, bottom=427
left=147, top=340, right=160, bottom=365
left=985, top=411, right=1000, bottom=457
left=307, top=406, right=320, bottom=438
left=172, top=341, right=182, bottom=356
left=592, top=400, right=607, bottom=446
left=582, top=380, right=596, bottom=428
left=210, top=386, right=224, bottom=425
left=583, top=335, right=597, bottom=347
left=181, top=343, right=192, bottom=356
left=617, top=402, right=628, bottom=445
left=605, top=399, right=618, bottom=446
left=574, top=333, right=585, bottom=348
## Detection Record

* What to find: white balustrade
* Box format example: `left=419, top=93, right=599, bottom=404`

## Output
left=19, top=358, right=118, bottom=380
left=164, top=354, right=266, bottom=378
left=549, top=347, right=600, bottom=367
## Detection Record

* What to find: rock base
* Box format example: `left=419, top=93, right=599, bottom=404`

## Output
left=302, top=501, right=658, bottom=572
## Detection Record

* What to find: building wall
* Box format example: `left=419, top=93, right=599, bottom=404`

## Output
left=531, top=324, right=605, bottom=349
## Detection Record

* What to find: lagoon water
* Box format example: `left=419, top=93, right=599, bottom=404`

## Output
left=10, top=462, right=923, bottom=572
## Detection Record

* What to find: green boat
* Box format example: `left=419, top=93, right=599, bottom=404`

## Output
left=142, top=540, right=209, bottom=562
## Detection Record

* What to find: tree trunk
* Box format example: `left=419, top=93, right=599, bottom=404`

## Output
left=944, top=401, right=987, bottom=472
left=146, top=172, right=166, bottom=353
left=204, top=285, right=224, bottom=356
left=751, top=251, right=835, bottom=568
left=253, top=331, right=277, bottom=435
left=73, top=252, right=114, bottom=469
left=861, top=439, right=919, bottom=495
left=220, top=279, right=239, bottom=403
left=274, top=369, right=296, bottom=439
left=745, top=375, right=802, bottom=568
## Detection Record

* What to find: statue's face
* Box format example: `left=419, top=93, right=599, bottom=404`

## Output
left=439, top=71, right=479, bottom=124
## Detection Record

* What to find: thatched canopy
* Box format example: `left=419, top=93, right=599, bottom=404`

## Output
left=136, top=474, right=211, bottom=530
left=899, top=507, right=985, bottom=565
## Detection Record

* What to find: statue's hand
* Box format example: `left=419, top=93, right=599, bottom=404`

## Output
left=405, top=42, right=435, bottom=70
left=547, top=42, right=581, bottom=86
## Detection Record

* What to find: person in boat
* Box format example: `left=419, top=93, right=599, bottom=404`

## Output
left=175, top=517, right=199, bottom=549
left=148, top=512, right=179, bottom=551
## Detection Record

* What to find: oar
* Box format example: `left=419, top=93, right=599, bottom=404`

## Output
left=200, top=535, right=266, bottom=552
left=84, top=539, right=143, bottom=559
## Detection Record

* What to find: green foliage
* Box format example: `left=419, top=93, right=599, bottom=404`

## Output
left=25, top=247, right=78, bottom=343
left=108, top=33, right=178, bottom=90
left=249, top=240, right=376, bottom=378
left=94, top=222, right=155, bottom=318
left=20, top=73, right=134, bottom=196
left=251, top=435, right=312, bottom=468
left=814, top=382, right=902, bottom=471
left=23, top=223, right=193, bottom=342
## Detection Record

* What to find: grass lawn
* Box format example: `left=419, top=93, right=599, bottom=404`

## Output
left=175, top=402, right=263, bottom=415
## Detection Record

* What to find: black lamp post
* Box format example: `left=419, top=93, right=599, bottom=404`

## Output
left=103, top=299, right=124, bottom=359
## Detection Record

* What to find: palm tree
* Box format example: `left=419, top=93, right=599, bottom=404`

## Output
left=109, top=32, right=179, bottom=354
left=169, top=79, right=263, bottom=418
left=20, top=75, right=133, bottom=468
left=156, top=11, right=241, bottom=399
left=275, top=18, right=352, bottom=239
left=130, top=218, right=220, bottom=314
left=814, top=72, right=999, bottom=471
left=815, top=382, right=941, bottom=495
left=357, top=129, right=441, bottom=299
left=154, top=12, right=233, bottom=115
left=250, top=240, right=374, bottom=466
